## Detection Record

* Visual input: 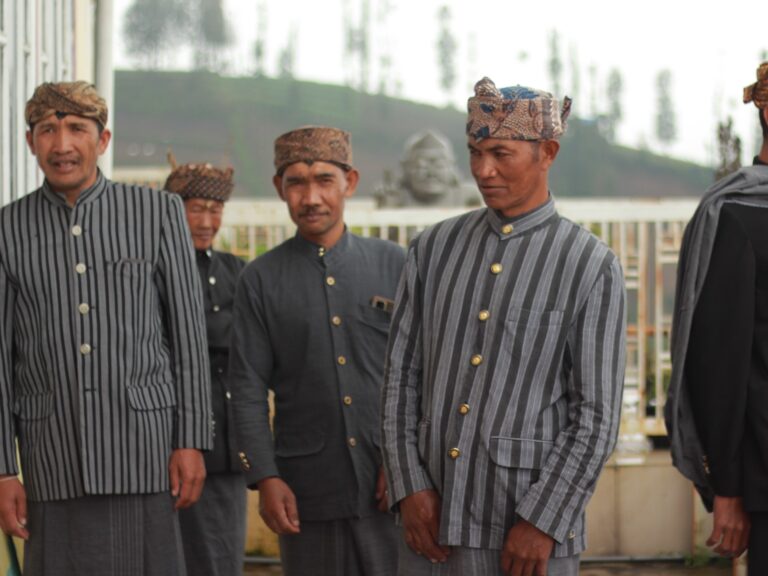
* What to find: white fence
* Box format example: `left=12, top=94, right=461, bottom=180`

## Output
left=216, top=197, right=699, bottom=436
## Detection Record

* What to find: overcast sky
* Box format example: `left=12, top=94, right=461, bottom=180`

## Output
left=113, top=0, right=768, bottom=166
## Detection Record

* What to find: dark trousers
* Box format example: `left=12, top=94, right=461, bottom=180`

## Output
left=749, top=511, right=768, bottom=574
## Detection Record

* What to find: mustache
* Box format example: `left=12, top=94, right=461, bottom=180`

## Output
left=47, top=155, right=80, bottom=163
left=298, top=207, right=328, bottom=217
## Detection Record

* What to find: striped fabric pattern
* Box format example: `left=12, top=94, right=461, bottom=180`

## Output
left=381, top=199, right=626, bottom=557
left=0, top=174, right=212, bottom=502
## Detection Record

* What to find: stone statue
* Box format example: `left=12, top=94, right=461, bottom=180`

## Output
left=374, top=130, right=481, bottom=207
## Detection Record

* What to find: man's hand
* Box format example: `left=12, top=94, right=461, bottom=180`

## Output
left=168, top=448, right=206, bottom=509
left=0, top=477, right=29, bottom=540
left=707, top=495, right=750, bottom=557
left=257, top=477, right=300, bottom=535
left=400, top=489, right=450, bottom=563
left=500, top=519, right=555, bottom=576
left=375, top=467, right=389, bottom=512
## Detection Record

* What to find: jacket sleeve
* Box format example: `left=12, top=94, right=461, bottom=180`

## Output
left=156, top=194, right=212, bottom=451
left=516, top=257, right=626, bottom=543
left=0, top=250, right=18, bottom=475
left=685, top=207, right=753, bottom=496
left=228, top=265, right=279, bottom=487
left=381, top=244, right=434, bottom=507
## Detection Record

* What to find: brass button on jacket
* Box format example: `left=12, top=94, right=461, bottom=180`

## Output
left=490, top=263, right=503, bottom=274
left=448, top=448, right=461, bottom=459
left=343, top=396, right=353, bottom=406
left=470, top=354, right=483, bottom=366
left=338, top=356, right=347, bottom=366
left=478, top=310, right=490, bottom=321
left=458, top=403, right=470, bottom=415
left=501, top=224, right=514, bottom=235
left=326, top=276, right=336, bottom=286
left=332, top=316, right=342, bottom=326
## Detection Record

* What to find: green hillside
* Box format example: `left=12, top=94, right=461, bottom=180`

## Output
left=114, top=69, right=712, bottom=198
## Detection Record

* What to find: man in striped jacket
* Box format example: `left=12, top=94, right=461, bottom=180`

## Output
left=0, top=82, right=212, bottom=576
left=381, top=77, right=626, bottom=576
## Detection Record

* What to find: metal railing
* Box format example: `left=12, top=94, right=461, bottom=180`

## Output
left=216, top=197, right=699, bottom=436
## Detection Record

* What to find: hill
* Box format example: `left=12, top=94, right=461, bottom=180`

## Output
left=113, top=70, right=713, bottom=198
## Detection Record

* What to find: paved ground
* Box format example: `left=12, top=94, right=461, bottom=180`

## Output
left=242, top=559, right=732, bottom=575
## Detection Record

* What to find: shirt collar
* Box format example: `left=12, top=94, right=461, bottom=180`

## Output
left=41, top=169, right=108, bottom=208
left=293, top=228, right=351, bottom=266
left=485, top=195, right=558, bottom=238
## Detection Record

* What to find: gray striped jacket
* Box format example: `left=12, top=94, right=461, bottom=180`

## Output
left=381, top=199, right=626, bottom=557
left=0, top=174, right=212, bottom=501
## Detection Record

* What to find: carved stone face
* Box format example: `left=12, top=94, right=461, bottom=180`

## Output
left=401, top=132, right=457, bottom=203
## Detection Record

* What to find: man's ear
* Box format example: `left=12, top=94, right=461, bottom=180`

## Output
left=273, top=174, right=285, bottom=200
left=540, top=140, right=560, bottom=169
left=344, top=169, right=360, bottom=198
left=26, top=131, right=36, bottom=155
left=96, top=128, right=112, bottom=155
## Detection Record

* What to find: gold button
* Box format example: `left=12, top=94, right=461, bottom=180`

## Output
left=332, top=316, right=342, bottom=326
left=208, top=276, right=216, bottom=285
left=343, top=396, right=353, bottom=405
left=75, top=263, right=87, bottom=274
left=501, top=224, right=513, bottom=234
left=238, top=451, right=251, bottom=471
left=318, top=247, right=326, bottom=257
left=470, top=354, right=483, bottom=366
left=348, top=437, right=357, bottom=447
left=490, top=263, right=503, bottom=274
left=448, top=448, right=461, bottom=459
left=212, top=304, right=220, bottom=312
left=71, top=225, right=82, bottom=236
left=338, top=356, right=347, bottom=365
left=225, top=391, right=232, bottom=400
left=478, top=310, right=490, bottom=321
left=80, top=343, right=92, bottom=355
left=459, top=404, right=470, bottom=415
left=326, top=276, right=336, bottom=286
left=78, top=303, right=90, bottom=315
left=568, top=529, right=576, bottom=540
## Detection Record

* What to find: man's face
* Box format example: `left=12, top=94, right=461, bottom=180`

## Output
left=403, top=147, right=454, bottom=199
left=26, top=114, right=110, bottom=199
left=184, top=198, right=224, bottom=250
left=273, top=161, right=358, bottom=246
left=468, top=137, right=558, bottom=218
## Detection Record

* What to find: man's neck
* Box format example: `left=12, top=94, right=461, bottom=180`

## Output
left=759, top=141, right=768, bottom=165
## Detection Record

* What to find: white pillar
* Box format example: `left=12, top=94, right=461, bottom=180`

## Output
left=95, top=0, right=114, bottom=177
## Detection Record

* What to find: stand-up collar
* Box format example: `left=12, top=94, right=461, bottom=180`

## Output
left=41, top=169, right=108, bottom=208
left=485, top=195, right=558, bottom=238
left=293, top=228, right=351, bottom=267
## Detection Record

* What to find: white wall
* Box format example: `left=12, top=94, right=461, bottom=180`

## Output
left=0, top=0, right=101, bottom=206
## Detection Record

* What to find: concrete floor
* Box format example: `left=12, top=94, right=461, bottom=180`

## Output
left=242, top=559, right=732, bottom=575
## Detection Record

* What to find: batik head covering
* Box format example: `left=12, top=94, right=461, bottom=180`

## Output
left=25, top=81, right=108, bottom=128
left=744, top=62, right=768, bottom=109
left=274, top=126, right=353, bottom=175
left=466, top=77, right=572, bottom=142
left=164, top=151, right=234, bottom=202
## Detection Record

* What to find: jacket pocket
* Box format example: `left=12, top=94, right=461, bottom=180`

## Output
left=507, top=306, right=564, bottom=327
left=274, top=427, right=326, bottom=458
left=12, top=392, right=54, bottom=421
left=488, top=436, right=554, bottom=470
left=127, top=382, right=177, bottom=411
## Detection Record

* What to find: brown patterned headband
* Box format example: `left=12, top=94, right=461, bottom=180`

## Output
left=25, top=81, right=108, bottom=127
